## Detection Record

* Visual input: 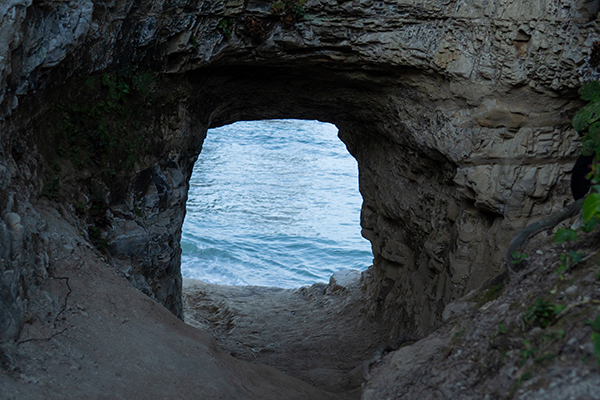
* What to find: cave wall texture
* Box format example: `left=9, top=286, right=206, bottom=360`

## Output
left=1, top=0, right=600, bottom=343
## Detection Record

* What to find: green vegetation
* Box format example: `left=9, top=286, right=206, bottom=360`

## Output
left=553, top=227, right=580, bottom=243
left=555, top=250, right=584, bottom=279
left=190, top=36, right=200, bottom=49
left=573, top=82, right=600, bottom=222
left=40, top=68, right=159, bottom=249
left=270, top=0, right=308, bottom=26
left=479, top=80, right=600, bottom=395
left=498, top=321, right=506, bottom=334
left=516, top=371, right=533, bottom=384
left=511, top=251, right=528, bottom=265
left=51, top=69, right=156, bottom=175
left=519, top=339, right=538, bottom=365
left=522, top=298, right=565, bottom=329
left=218, top=18, right=234, bottom=39
left=482, top=281, right=505, bottom=305
left=584, top=315, right=600, bottom=364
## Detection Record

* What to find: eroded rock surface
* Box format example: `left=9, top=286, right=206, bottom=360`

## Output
left=1, top=0, right=600, bottom=398
left=362, top=232, right=600, bottom=400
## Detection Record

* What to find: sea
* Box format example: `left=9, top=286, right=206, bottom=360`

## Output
left=180, top=119, right=373, bottom=288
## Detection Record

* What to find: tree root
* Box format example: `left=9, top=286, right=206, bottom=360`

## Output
left=505, top=198, right=584, bottom=274
left=550, top=299, right=600, bottom=326
left=479, top=199, right=585, bottom=291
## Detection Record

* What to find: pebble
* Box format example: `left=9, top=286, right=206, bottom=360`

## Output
left=565, top=285, right=578, bottom=295
left=567, top=337, right=579, bottom=347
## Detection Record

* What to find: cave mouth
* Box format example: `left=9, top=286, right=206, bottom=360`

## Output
left=181, top=118, right=373, bottom=288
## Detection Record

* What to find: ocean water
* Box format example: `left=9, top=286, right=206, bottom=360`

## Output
left=180, top=119, right=373, bottom=288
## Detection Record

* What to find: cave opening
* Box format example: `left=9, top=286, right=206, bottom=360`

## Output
left=181, top=118, right=373, bottom=288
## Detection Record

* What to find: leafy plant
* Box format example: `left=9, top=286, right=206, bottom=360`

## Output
left=88, top=226, right=108, bottom=250
left=584, top=315, right=600, bottom=364
left=131, top=71, right=157, bottom=99
left=517, top=371, right=533, bottom=383
left=218, top=18, right=234, bottom=39
left=581, top=216, right=598, bottom=232
left=74, top=202, right=87, bottom=215
left=573, top=81, right=600, bottom=222
left=498, top=321, right=506, bottom=334
left=519, top=339, right=538, bottom=365
left=555, top=329, right=565, bottom=340
left=270, top=0, right=307, bottom=26
left=102, top=73, right=132, bottom=101
left=270, top=0, right=286, bottom=14
left=522, top=298, right=565, bottom=329
left=556, top=251, right=585, bottom=279
left=291, top=3, right=306, bottom=18
left=584, top=192, right=600, bottom=222
left=190, top=36, right=200, bottom=50
left=511, top=251, right=528, bottom=264
left=553, top=227, right=580, bottom=243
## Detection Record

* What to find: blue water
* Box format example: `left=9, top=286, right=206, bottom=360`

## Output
left=180, top=119, right=373, bottom=288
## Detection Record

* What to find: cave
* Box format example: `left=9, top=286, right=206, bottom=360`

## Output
left=66, top=64, right=497, bottom=335
left=0, top=0, right=595, bottom=398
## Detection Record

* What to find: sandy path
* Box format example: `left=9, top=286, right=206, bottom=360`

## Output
left=183, top=272, right=390, bottom=399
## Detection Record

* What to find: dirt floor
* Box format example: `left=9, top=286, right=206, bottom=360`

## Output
left=0, top=208, right=346, bottom=400
left=182, top=270, right=392, bottom=399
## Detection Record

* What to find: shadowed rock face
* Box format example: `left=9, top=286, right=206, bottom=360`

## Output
left=1, top=0, right=599, bottom=342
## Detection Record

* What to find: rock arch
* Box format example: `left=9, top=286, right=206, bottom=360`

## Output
left=1, top=0, right=598, bottom=344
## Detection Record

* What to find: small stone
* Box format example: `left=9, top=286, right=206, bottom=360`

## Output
left=579, top=342, right=594, bottom=355
left=530, top=327, right=543, bottom=335
left=443, top=302, right=474, bottom=320
left=564, top=285, right=578, bottom=295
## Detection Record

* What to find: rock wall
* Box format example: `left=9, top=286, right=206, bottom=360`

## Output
left=2, top=0, right=600, bottom=343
